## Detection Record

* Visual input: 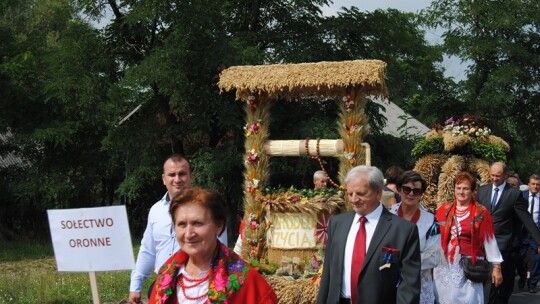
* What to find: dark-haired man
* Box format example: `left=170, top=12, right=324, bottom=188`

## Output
left=477, top=162, right=540, bottom=303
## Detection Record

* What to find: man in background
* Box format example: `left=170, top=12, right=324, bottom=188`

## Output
left=506, top=176, right=520, bottom=189
left=313, top=170, right=328, bottom=190
left=519, top=174, right=540, bottom=293
left=477, top=162, right=540, bottom=304
left=128, top=154, right=228, bottom=304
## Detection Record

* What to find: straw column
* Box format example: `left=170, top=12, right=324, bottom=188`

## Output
left=242, top=94, right=271, bottom=261
left=338, top=87, right=370, bottom=209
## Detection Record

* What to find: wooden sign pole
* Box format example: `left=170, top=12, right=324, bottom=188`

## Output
left=89, top=271, right=100, bottom=304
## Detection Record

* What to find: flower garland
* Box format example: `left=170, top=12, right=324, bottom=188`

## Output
left=244, top=120, right=262, bottom=137
left=441, top=114, right=490, bottom=139
left=246, top=148, right=259, bottom=165
left=154, top=243, right=249, bottom=304
left=412, top=114, right=509, bottom=162
left=247, top=95, right=259, bottom=111
left=343, top=94, right=355, bottom=112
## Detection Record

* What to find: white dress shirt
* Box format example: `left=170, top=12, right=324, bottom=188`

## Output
left=491, top=182, right=507, bottom=207
left=341, top=203, right=384, bottom=298
left=130, top=193, right=228, bottom=292
left=176, top=265, right=209, bottom=304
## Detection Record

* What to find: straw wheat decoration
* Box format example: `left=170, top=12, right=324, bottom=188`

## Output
left=241, top=93, right=271, bottom=261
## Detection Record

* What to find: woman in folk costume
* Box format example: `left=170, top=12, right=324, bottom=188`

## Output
left=390, top=171, right=443, bottom=304
left=149, top=187, right=277, bottom=304
left=433, top=172, right=503, bottom=303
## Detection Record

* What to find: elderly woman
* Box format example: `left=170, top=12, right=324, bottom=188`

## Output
left=433, top=172, right=503, bottom=303
left=390, top=171, right=442, bottom=304
left=149, top=187, right=277, bottom=304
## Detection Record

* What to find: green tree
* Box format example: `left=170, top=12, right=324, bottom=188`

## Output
left=0, top=0, right=120, bottom=237
left=0, top=0, right=456, bottom=239
left=325, top=8, right=460, bottom=127
left=423, top=0, right=540, bottom=177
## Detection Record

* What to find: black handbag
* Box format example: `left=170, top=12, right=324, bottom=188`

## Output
left=461, top=256, right=491, bottom=283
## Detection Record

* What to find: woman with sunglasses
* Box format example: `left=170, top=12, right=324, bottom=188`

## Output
left=433, top=171, right=503, bottom=303
left=390, top=170, right=442, bottom=304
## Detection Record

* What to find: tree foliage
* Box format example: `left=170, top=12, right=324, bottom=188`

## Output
left=0, top=0, right=450, bottom=239
left=423, top=0, right=540, bottom=178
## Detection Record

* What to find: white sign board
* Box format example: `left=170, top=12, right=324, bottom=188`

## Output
left=48, top=205, right=135, bottom=272
left=268, top=213, right=317, bottom=249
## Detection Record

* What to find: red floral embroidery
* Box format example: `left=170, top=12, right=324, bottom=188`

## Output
left=315, top=213, right=329, bottom=245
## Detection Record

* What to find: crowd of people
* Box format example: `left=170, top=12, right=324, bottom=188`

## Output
left=127, top=153, right=540, bottom=304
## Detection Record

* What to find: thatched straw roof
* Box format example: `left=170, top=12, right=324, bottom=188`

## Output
left=218, top=60, right=388, bottom=100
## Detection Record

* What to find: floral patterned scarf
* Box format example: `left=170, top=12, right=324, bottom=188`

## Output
left=154, top=242, right=249, bottom=304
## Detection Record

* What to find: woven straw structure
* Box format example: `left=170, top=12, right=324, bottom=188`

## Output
left=414, top=154, right=491, bottom=212
left=219, top=60, right=391, bottom=303
left=264, top=276, right=319, bottom=304
left=413, top=118, right=509, bottom=212
left=260, top=193, right=346, bottom=215
left=413, top=154, right=449, bottom=212
left=488, top=135, right=510, bottom=152
left=241, top=95, right=271, bottom=261
left=218, top=60, right=388, bottom=100
left=443, top=133, right=471, bottom=151
left=221, top=60, right=388, bottom=262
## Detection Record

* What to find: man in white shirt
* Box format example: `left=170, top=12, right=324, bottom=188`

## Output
left=316, top=165, right=420, bottom=304
left=128, top=154, right=228, bottom=304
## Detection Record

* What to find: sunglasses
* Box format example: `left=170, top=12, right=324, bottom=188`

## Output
left=401, top=185, right=424, bottom=196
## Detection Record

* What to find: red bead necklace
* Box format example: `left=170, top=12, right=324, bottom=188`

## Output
left=178, top=270, right=211, bottom=301
left=455, top=204, right=470, bottom=218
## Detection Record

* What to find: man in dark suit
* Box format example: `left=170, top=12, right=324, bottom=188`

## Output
left=518, top=174, right=540, bottom=293
left=477, top=162, right=540, bottom=304
left=316, top=165, right=420, bottom=304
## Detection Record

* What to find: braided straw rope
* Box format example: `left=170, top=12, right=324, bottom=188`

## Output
left=260, top=193, right=346, bottom=215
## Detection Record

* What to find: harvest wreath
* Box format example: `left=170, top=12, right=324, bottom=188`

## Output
left=413, top=115, right=510, bottom=212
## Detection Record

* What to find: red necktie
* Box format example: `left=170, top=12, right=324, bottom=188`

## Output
left=351, top=216, right=367, bottom=304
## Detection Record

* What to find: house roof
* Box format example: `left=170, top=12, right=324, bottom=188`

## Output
left=372, top=98, right=429, bottom=138
left=0, top=132, right=24, bottom=168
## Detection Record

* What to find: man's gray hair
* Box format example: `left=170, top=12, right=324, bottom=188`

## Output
left=344, top=165, right=385, bottom=191
left=313, top=170, right=326, bottom=180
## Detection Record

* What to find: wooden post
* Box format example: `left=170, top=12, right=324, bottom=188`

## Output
left=264, top=139, right=344, bottom=157
left=89, top=271, right=100, bottom=304
left=263, top=139, right=370, bottom=165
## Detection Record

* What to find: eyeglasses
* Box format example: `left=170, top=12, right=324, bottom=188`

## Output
left=401, top=185, right=424, bottom=196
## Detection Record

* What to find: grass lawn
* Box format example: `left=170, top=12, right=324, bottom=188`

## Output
left=0, top=241, right=150, bottom=304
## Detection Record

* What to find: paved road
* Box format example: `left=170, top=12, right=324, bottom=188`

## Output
left=509, top=276, right=540, bottom=304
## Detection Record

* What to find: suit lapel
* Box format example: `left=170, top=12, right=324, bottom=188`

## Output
left=494, top=184, right=511, bottom=212
left=337, top=212, right=356, bottom=270
left=362, top=209, right=392, bottom=271
left=479, top=185, right=492, bottom=211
